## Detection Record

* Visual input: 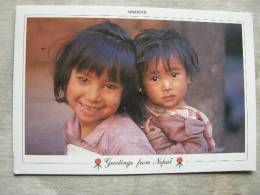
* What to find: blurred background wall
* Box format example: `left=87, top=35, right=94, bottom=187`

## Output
left=25, top=18, right=244, bottom=154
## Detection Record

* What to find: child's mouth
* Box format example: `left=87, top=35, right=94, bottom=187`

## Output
left=79, top=102, right=101, bottom=114
left=162, top=95, right=175, bottom=102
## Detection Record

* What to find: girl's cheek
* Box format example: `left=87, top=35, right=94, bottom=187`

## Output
left=103, top=88, right=122, bottom=99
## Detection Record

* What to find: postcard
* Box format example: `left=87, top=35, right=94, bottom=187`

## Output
left=13, top=5, right=256, bottom=174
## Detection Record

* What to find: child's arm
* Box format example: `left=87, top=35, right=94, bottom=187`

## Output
left=145, top=117, right=208, bottom=154
left=160, top=108, right=215, bottom=152
left=176, top=106, right=216, bottom=152
left=196, top=111, right=216, bottom=152
left=143, top=118, right=185, bottom=153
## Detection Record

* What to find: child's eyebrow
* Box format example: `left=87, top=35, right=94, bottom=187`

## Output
left=164, top=63, right=183, bottom=70
left=76, top=71, right=97, bottom=79
left=147, top=70, right=159, bottom=75
left=147, top=67, right=181, bottom=75
left=77, top=70, right=93, bottom=76
left=76, top=69, right=88, bottom=74
left=169, top=67, right=181, bottom=71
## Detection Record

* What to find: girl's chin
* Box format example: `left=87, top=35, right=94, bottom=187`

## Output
left=160, top=103, right=178, bottom=109
left=147, top=101, right=176, bottom=110
left=161, top=101, right=186, bottom=109
left=78, top=116, right=104, bottom=127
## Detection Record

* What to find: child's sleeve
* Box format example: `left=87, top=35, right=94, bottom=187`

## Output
left=196, top=111, right=216, bottom=152
left=144, top=117, right=208, bottom=154
left=143, top=117, right=183, bottom=153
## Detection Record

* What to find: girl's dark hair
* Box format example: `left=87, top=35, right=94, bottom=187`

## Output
left=53, top=21, right=142, bottom=124
left=134, top=28, right=199, bottom=90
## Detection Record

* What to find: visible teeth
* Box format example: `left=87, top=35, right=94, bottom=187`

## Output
left=80, top=103, right=98, bottom=111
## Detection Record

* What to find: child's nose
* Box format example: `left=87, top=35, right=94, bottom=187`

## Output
left=85, top=86, right=102, bottom=102
left=162, top=79, right=172, bottom=91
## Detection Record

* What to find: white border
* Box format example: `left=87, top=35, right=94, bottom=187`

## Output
left=13, top=5, right=256, bottom=174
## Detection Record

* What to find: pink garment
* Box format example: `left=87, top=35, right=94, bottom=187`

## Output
left=143, top=105, right=215, bottom=154
left=63, top=114, right=156, bottom=155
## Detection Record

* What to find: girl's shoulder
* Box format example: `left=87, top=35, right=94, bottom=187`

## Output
left=105, top=113, right=148, bottom=142
left=107, top=113, right=140, bottom=132
left=105, top=114, right=155, bottom=154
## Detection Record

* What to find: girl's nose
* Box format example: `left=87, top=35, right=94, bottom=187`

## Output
left=162, top=79, right=172, bottom=91
left=85, top=86, right=102, bottom=102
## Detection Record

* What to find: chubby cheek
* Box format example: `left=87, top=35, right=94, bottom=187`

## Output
left=108, top=96, right=121, bottom=110
left=177, top=81, right=188, bottom=97
left=66, top=82, right=86, bottom=111
left=144, top=83, right=161, bottom=102
left=103, top=90, right=123, bottom=113
left=66, top=82, right=82, bottom=107
left=65, top=84, right=74, bottom=106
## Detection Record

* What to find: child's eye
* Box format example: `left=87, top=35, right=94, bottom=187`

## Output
left=104, top=83, right=117, bottom=90
left=77, top=76, right=89, bottom=84
left=151, top=75, right=159, bottom=81
left=171, top=72, right=179, bottom=78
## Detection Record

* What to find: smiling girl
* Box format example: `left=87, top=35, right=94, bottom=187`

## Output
left=54, top=22, right=155, bottom=155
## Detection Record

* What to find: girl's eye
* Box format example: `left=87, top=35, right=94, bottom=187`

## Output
left=171, top=72, right=179, bottom=78
left=104, top=83, right=117, bottom=90
left=151, top=75, right=159, bottom=81
left=77, top=76, right=89, bottom=84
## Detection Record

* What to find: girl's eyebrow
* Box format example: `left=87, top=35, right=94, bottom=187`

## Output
left=77, top=71, right=93, bottom=77
left=147, top=70, right=159, bottom=75
left=76, top=70, right=121, bottom=84
left=106, top=79, right=117, bottom=83
left=165, top=63, right=183, bottom=71
left=147, top=67, right=180, bottom=75
left=76, top=70, right=87, bottom=74
left=170, top=67, right=181, bottom=71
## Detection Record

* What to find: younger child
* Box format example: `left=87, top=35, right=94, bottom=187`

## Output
left=134, top=28, right=215, bottom=154
left=53, top=21, right=155, bottom=155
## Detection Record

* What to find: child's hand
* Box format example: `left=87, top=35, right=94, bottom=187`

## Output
left=144, top=117, right=175, bottom=152
left=144, top=117, right=158, bottom=134
left=153, top=114, right=205, bottom=142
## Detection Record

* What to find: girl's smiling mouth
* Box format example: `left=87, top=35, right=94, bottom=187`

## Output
left=79, top=102, right=103, bottom=114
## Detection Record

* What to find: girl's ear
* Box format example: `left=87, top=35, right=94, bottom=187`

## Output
left=138, top=87, right=145, bottom=95
left=138, top=80, right=147, bottom=95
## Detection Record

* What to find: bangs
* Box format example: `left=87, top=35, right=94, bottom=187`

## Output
left=135, top=28, right=199, bottom=79
left=73, top=33, right=135, bottom=82
left=143, top=44, right=183, bottom=73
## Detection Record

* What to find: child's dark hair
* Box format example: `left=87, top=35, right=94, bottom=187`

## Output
left=134, top=28, right=199, bottom=88
left=53, top=21, right=142, bottom=123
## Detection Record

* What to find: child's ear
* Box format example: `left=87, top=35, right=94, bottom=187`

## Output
left=138, top=87, right=145, bottom=95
